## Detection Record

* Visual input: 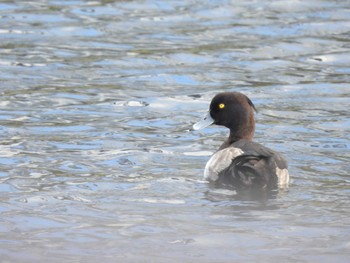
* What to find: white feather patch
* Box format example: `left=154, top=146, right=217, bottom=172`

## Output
left=204, top=147, right=244, bottom=182
left=276, top=167, right=290, bottom=186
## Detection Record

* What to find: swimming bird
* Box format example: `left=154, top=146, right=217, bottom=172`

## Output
left=193, top=92, right=289, bottom=191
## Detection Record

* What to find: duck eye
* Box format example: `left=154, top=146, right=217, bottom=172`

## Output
left=219, top=103, right=225, bottom=109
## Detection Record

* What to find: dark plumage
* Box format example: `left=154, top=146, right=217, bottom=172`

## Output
left=193, top=92, right=289, bottom=191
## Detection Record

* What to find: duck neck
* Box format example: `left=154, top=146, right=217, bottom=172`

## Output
left=218, top=132, right=251, bottom=150
left=218, top=121, right=255, bottom=150
left=229, top=126, right=254, bottom=142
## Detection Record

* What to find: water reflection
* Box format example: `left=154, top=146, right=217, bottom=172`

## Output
left=204, top=186, right=290, bottom=203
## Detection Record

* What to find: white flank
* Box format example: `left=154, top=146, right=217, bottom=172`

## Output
left=204, top=147, right=244, bottom=182
left=276, top=167, right=290, bottom=186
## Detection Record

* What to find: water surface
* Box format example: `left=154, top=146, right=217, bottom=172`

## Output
left=0, top=1, right=349, bottom=262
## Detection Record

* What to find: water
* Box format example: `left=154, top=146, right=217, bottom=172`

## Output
left=1, top=0, right=349, bottom=262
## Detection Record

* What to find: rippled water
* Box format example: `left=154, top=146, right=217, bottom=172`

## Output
left=1, top=1, right=349, bottom=262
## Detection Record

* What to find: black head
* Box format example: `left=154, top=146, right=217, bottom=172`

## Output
left=209, top=92, right=256, bottom=141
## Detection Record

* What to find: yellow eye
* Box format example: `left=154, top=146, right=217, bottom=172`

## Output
left=219, top=103, right=225, bottom=109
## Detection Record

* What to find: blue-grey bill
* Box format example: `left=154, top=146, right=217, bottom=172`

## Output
left=193, top=112, right=214, bottom=130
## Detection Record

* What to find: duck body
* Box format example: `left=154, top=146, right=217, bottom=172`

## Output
left=193, top=92, right=289, bottom=191
left=204, top=139, right=289, bottom=190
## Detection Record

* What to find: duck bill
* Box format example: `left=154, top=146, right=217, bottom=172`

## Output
left=193, top=112, right=214, bottom=130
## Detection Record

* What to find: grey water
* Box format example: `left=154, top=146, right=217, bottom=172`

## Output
left=0, top=0, right=349, bottom=262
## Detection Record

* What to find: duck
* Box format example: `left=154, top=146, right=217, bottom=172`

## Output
left=193, top=92, right=289, bottom=191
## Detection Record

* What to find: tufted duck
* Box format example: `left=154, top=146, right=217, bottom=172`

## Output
left=193, top=92, right=289, bottom=191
